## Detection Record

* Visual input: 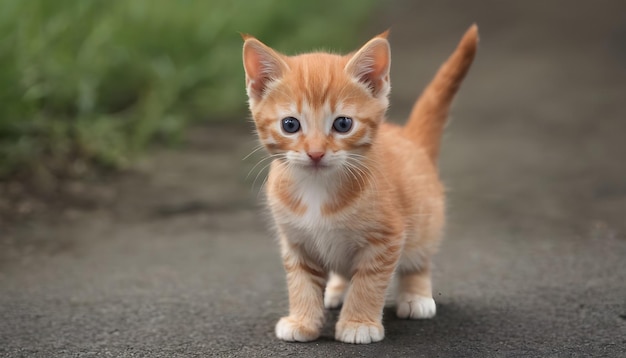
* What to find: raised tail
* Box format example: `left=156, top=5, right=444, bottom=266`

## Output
left=403, top=24, right=479, bottom=163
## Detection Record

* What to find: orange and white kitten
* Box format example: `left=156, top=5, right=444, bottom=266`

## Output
left=242, top=26, right=478, bottom=344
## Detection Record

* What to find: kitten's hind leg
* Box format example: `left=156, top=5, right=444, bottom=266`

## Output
left=324, top=272, right=347, bottom=309
left=396, top=264, right=436, bottom=319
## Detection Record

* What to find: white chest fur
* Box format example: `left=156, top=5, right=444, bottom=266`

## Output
left=271, top=173, right=367, bottom=277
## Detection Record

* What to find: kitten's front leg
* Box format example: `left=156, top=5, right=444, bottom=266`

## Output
left=275, top=240, right=326, bottom=342
left=335, top=242, right=401, bottom=344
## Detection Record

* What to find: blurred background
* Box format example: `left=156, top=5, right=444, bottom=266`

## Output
left=1, top=1, right=625, bottom=356
left=0, top=0, right=374, bottom=219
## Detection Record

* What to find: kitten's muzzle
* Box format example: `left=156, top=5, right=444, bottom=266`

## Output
left=307, top=151, right=325, bottom=164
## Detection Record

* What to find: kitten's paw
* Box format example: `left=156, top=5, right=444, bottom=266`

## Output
left=275, top=317, right=320, bottom=342
left=324, top=289, right=344, bottom=309
left=335, top=320, right=384, bottom=344
left=396, top=294, right=436, bottom=319
left=324, top=273, right=346, bottom=309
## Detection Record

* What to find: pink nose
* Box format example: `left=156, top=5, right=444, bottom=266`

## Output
left=307, top=151, right=325, bottom=163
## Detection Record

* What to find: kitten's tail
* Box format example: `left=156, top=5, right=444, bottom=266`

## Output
left=403, top=24, right=478, bottom=163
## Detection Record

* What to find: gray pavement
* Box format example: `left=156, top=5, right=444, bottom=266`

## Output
left=2, top=1, right=626, bottom=357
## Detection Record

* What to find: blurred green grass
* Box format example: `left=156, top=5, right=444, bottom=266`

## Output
left=0, top=0, right=376, bottom=179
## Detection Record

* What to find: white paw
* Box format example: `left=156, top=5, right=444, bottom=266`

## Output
left=324, top=290, right=344, bottom=309
left=335, top=321, right=384, bottom=344
left=396, top=294, right=436, bottom=319
left=275, top=317, right=319, bottom=342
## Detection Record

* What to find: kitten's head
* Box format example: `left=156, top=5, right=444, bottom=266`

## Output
left=242, top=33, right=391, bottom=173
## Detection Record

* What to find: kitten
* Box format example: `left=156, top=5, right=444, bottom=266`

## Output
left=242, top=25, right=478, bottom=344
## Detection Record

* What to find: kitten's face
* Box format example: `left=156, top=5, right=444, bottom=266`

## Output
left=243, top=34, right=391, bottom=174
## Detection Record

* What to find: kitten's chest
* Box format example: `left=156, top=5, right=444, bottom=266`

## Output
left=282, top=218, right=362, bottom=276
left=293, top=183, right=331, bottom=230
left=272, top=176, right=345, bottom=230
left=272, top=182, right=365, bottom=274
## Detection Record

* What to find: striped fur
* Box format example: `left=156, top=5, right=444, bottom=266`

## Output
left=242, top=25, right=478, bottom=344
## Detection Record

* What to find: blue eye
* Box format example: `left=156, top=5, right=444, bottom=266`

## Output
left=332, top=117, right=353, bottom=133
left=281, top=117, right=300, bottom=133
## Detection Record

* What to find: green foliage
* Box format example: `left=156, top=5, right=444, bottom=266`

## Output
left=0, top=0, right=376, bottom=177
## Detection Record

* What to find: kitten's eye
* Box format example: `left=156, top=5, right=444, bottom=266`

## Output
left=332, top=117, right=353, bottom=133
left=281, top=117, right=300, bottom=134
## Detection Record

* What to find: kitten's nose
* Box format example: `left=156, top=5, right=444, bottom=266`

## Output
left=307, top=151, right=325, bottom=163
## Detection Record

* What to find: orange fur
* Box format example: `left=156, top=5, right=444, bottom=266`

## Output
left=403, top=24, right=479, bottom=163
left=242, top=25, right=478, bottom=344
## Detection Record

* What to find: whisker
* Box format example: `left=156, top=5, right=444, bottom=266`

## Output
left=252, top=154, right=289, bottom=195
left=343, top=161, right=367, bottom=193
left=346, top=154, right=390, bottom=192
left=242, top=145, right=265, bottom=161
left=257, top=159, right=286, bottom=198
left=245, top=154, right=283, bottom=181
left=252, top=161, right=274, bottom=191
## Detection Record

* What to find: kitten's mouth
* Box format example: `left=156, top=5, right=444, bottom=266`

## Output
left=307, top=162, right=330, bottom=170
left=294, top=161, right=331, bottom=171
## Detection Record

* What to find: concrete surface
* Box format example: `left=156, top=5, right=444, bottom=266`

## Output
left=2, top=1, right=626, bottom=357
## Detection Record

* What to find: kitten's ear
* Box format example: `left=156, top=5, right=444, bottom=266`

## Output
left=345, top=31, right=391, bottom=97
left=242, top=35, right=289, bottom=101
